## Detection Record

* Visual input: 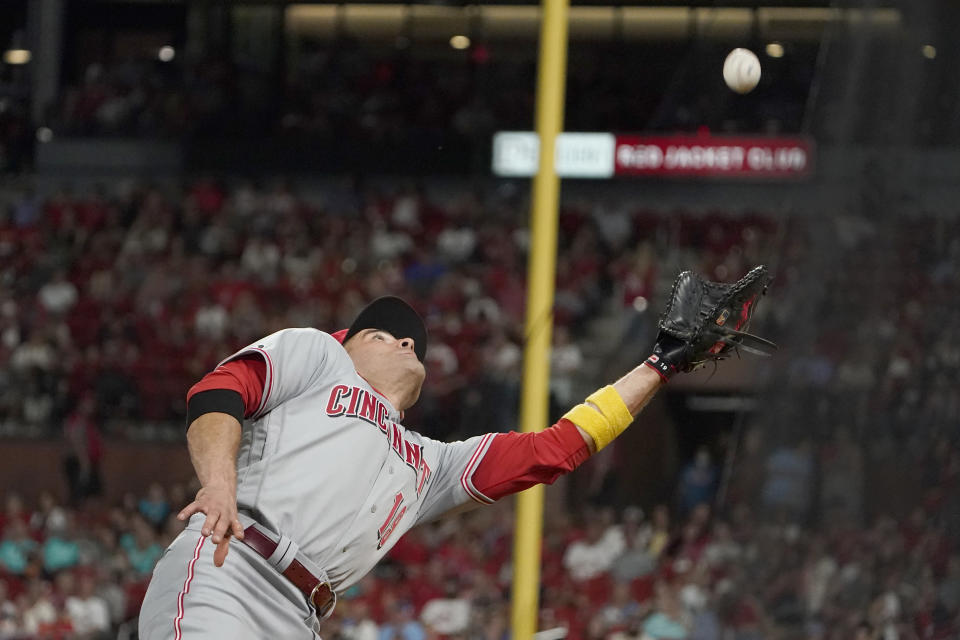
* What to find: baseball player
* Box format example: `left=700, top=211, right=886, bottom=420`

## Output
left=138, top=267, right=773, bottom=639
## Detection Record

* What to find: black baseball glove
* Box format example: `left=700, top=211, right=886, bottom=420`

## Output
left=644, top=265, right=777, bottom=379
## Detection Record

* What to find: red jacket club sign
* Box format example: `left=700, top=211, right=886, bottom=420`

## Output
left=491, top=131, right=814, bottom=179
left=614, top=135, right=813, bottom=178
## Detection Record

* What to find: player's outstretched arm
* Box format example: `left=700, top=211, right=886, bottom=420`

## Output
left=573, top=364, right=663, bottom=454
left=459, top=266, right=775, bottom=506
left=571, top=265, right=774, bottom=454
left=179, top=412, right=245, bottom=567
left=448, top=373, right=656, bottom=510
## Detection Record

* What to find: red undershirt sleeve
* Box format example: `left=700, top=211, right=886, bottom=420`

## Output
left=186, top=356, right=267, bottom=419
left=468, top=418, right=592, bottom=502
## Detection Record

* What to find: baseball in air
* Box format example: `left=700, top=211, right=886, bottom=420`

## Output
left=723, top=48, right=761, bottom=94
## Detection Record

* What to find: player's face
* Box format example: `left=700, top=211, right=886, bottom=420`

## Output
left=344, top=329, right=426, bottom=411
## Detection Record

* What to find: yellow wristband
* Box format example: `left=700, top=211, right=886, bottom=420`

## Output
left=586, top=385, right=634, bottom=430
left=563, top=404, right=616, bottom=451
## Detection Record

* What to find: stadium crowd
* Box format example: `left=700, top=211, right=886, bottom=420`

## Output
left=0, top=427, right=957, bottom=640
left=1, top=178, right=959, bottom=639
left=4, top=176, right=959, bottom=450
left=0, top=177, right=778, bottom=440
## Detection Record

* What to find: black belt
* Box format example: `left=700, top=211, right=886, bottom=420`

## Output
left=241, top=525, right=336, bottom=618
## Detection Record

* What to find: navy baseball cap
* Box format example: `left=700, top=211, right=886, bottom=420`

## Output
left=333, top=296, right=427, bottom=362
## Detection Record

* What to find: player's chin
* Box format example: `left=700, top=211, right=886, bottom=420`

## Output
left=402, top=362, right=426, bottom=407
left=398, top=354, right=426, bottom=376
left=396, top=381, right=424, bottom=411
left=405, top=387, right=424, bottom=410
left=409, top=360, right=426, bottom=387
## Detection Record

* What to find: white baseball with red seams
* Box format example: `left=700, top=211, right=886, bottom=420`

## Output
left=723, top=48, right=761, bottom=94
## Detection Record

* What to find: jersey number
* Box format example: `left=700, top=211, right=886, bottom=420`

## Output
left=376, top=491, right=407, bottom=550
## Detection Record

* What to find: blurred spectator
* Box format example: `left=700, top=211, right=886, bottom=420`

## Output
left=12, top=188, right=42, bottom=228
left=723, top=427, right=765, bottom=510
left=136, top=483, right=170, bottom=529
left=63, top=395, right=104, bottom=507
left=563, top=518, right=625, bottom=582
left=677, top=447, right=719, bottom=516
left=31, top=492, right=68, bottom=536
left=337, top=599, right=379, bottom=640
left=0, top=520, right=37, bottom=576
left=610, top=508, right=657, bottom=583
left=647, top=505, right=672, bottom=558
left=92, top=564, right=127, bottom=627
left=419, top=579, right=470, bottom=635
left=0, top=493, right=29, bottom=537
left=0, top=581, right=18, bottom=636
left=377, top=601, right=425, bottom=640
left=595, top=581, right=644, bottom=633
left=609, top=243, right=658, bottom=370
left=119, top=515, right=162, bottom=578
left=37, top=269, right=78, bottom=316
left=10, top=332, right=56, bottom=372
left=852, top=621, right=876, bottom=640
left=818, top=427, right=863, bottom=524
left=64, top=571, right=110, bottom=639
left=550, top=325, right=584, bottom=409
left=642, top=581, right=689, bottom=639
left=761, top=439, right=814, bottom=522
left=21, top=578, right=59, bottom=635
left=939, top=555, right=960, bottom=614
left=42, top=516, right=79, bottom=575
left=681, top=568, right=718, bottom=640
left=474, top=327, right=521, bottom=430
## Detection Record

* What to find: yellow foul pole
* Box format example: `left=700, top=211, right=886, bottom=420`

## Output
left=510, top=0, right=570, bottom=636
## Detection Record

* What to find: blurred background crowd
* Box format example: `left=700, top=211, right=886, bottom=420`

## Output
left=0, top=440, right=957, bottom=639
left=1, top=176, right=958, bottom=639
left=0, top=178, right=783, bottom=439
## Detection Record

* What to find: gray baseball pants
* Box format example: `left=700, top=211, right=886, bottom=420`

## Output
left=138, top=517, right=322, bottom=640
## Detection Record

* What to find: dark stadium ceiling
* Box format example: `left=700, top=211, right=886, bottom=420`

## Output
left=268, top=1, right=886, bottom=4
left=107, top=0, right=898, bottom=6
left=81, top=1, right=903, bottom=43
left=284, top=4, right=901, bottom=42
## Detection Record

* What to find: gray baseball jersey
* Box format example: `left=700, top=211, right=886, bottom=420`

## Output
left=218, top=327, right=492, bottom=589
left=140, top=328, right=497, bottom=639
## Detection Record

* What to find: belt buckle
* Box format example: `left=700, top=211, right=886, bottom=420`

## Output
left=309, top=580, right=337, bottom=619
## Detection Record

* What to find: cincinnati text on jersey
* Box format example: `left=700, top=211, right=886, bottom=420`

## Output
left=325, top=384, right=432, bottom=495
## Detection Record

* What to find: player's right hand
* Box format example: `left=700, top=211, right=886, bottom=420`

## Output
left=177, top=483, right=245, bottom=567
